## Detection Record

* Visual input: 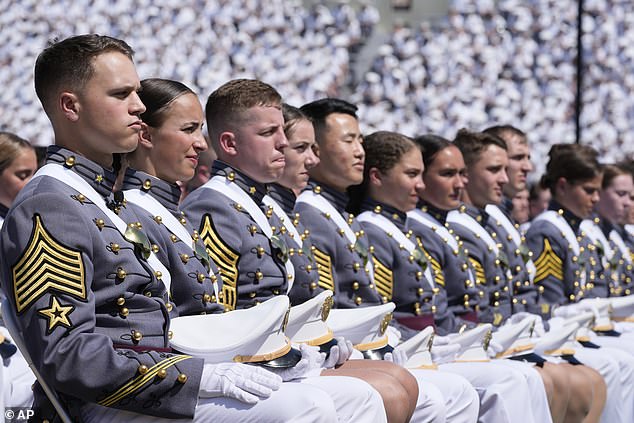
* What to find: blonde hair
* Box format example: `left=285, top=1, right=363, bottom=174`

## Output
left=0, top=132, right=33, bottom=174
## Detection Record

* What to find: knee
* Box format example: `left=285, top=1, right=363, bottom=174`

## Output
left=287, top=385, right=338, bottom=423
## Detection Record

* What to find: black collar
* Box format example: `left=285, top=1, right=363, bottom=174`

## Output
left=417, top=200, right=450, bottom=224
left=548, top=200, right=582, bottom=232
left=303, top=180, right=349, bottom=213
left=46, top=146, right=116, bottom=198
left=121, top=169, right=181, bottom=215
left=360, top=199, right=407, bottom=231
left=267, top=184, right=297, bottom=216
left=211, top=161, right=269, bottom=204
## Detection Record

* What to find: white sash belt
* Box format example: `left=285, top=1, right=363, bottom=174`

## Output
left=485, top=204, right=537, bottom=283
left=262, top=195, right=302, bottom=249
left=201, top=176, right=294, bottom=292
left=32, top=164, right=172, bottom=293
left=532, top=211, right=580, bottom=256
left=447, top=210, right=499, bottom=255
left=357, top=211, right=434, bottom=286
left=124, top=188, right=219, bottom=299
left=610, top=229, right=632, bottom=264
left=296, top=190, right=373, bottom=279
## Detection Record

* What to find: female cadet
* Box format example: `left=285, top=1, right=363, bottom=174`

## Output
left=121, top=78, right=392, bottom=423
left=0, top=132, right=37, bottom=416
left=0, top=132, right=37, bottom=227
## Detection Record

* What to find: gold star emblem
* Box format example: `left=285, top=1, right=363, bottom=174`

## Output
left=38, top=296, right=74, bottom=332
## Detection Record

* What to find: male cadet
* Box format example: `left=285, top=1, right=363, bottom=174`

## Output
left=0, top=35, right=343, bottom=423
left=180, top=78, right=396, bottom=423
left=297, top=98, right=554, bottom=423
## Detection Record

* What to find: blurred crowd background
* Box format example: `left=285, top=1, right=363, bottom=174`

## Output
left=1, top=0, right=632, bottom=179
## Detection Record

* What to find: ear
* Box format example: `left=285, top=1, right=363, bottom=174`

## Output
left=368, top=167, right=382, bottom=187
left=556, top=177, right=568, bottom=195
left=137, top=123, right=153, bottom=149
left=60, top=92, right=80, bottom=122
left=218, top=131, right=238, bottom=156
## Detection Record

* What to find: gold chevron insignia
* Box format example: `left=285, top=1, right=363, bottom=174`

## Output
left=372, top=257, right=393, bottom=301
left=418, top=242, right=445, bottom=287
left=98, top=355, right=192, bottom=407
left=313, top=247, right=335, bottom=291
left=199, top=214, right=239, bottom=311
left=12, top=214, right=86, bottom=313
left=469, top=258, right=486, bottom=285
left=533, top=238, right=564, bottom=284
left=38, top=296, right=74, bottom=332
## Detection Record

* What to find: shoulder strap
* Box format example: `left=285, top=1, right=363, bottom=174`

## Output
left=201, top=176, right=295, bottom=292
left=532, top=211, right=580, bottom=256
left=32, top=164, right=172, bottom=293
left=407, top=209, right=458, bottom=250
left=447, top=209, right=499, bottom=255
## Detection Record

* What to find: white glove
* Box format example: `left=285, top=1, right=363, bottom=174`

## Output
left=506, top=312, right=545, bottom=337
left=323, top=337, right=353, bottom=369
left=552, top=303, right=584, bottom=318
left=271, top=344, right=325, bottom=381
left=199, top=362, right=282, bottom=404
left=386, top=325, right=402, bottom=346
left=486, top=340, right=504, bottom=359
left=430, top=343, right=460, bottom=364
left=432, top=335, right=451, bottom=346
left=383, top=347, right=408, bottom=367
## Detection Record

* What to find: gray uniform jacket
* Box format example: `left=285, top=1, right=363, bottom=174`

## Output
left=357, top=200, right=449, bottom=332
left=524, top=203, right=587, bottom=306
left=447, top=204, right=513, bottom=326
left=266, top=184, right=322, bottom=306
left=0, top=147, right=202, bottom=420
left=181, top=162, right=289, bottom=311
left=294, top=182, right=383, bottom=309
left=486, top=200, right=548, bottom=318
left=408, top=203, right=481, bottom=335
left=121, top=169, right=224, bottom=317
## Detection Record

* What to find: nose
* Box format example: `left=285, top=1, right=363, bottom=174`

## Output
left=130, top=91, right=146, bottom=115
left=591, top=191, right=600, bottom=204
left=354, top=138, right=365, bottom=160
left=276, top=131, right=289, bottom=151
left=305, top=147, right=320, bottom=170
left=523, top=158, right=534, bottom=173
left=415, top=175, right=425, bottom=192
left=500, top=171, right=509, bottom=185
left=193, top=130, right=208, bottom=153
left=455, top=174, right=465, bottom=189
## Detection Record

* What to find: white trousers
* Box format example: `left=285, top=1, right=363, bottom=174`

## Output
left=574, top=347, right=634, bottom=423
left=439, top=361, right=540, bottom=423
left=493, top=359, right=552, bottom=423
left=81, top=375, right=385, bottom=423
left=410, top=369, right=480, bottom=423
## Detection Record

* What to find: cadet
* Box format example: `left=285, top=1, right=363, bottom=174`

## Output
left=0, top=35, right=339, bottom=422
left=179, top=78, right=399, bottom=423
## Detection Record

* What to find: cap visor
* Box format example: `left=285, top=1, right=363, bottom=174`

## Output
left=362, top=344, right=394, bottom=361
left=256, top=346, right=302, bottom=369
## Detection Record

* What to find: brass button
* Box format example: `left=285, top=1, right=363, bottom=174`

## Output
left=306, top=264, right=313, bottom=272
left=255, top=271, right=263, bottom=280
left=310, top=282, right=318, bottom=290
left=110, top=243, right=120, bottom=253
left=117, top=268, right=127, bottom=280
left=166, top=303, right=173, bottom=312
left=168, top=331, right=173, bottom=340
left=203, top=294, right=212, bottom=303
left=178, top=373, right=188, bottom=383
left=120, top=307, right=129, bottom=317
left=116, top=297, right=125, bottom=306
left=143, top=179, right=152, bottom=190
left=417, top=287, right=424, bottom=296
left=353, top=262, right=360, bottom=271
left=138, top=364, right=149, bottom=375
left=65, top=156, right=76, bottom=167
left=132, top=331, right=143, bottom=341
left=157, top=369, right=167, bottom=379
left=355, top=296, right=362, bottom=305
left=151, top=244, right=159, bottom=253
left=95, top=218, right=105, bottom=230
left=180, top=254, right=189, bottom=264
left=352, top=282, right=360, bottom=290
left=197, top=273, right=206, bottom=283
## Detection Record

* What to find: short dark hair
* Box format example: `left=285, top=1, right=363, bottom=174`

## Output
left=483, top=125, right=527, bottom=145
left=205, top=79, right=281, bottom=143
left=453, top=128, right=507, bottom=166
left=139, top=78, right=195, bottom=128
left=541, top=143, right=602, bottom=191
left=34, top=34, right=134, bottom=115
left=300, top=98, right=358, bottom=144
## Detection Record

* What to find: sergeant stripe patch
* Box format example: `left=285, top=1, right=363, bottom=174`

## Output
left=533, top=238, right=564, bottom=283
left=98, top=355, right=192, bottom=407
left=313, top=247, right=335, bottom=291
left=12, top=214, right=86, bottom=313
left=372, top=257, right=393, bottom=300
left=469, top=258, right=486, bottom=285
left=199, top=214, right=239, bottom=311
